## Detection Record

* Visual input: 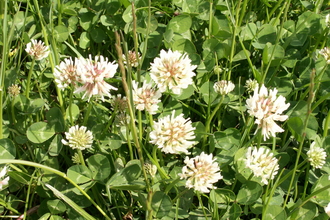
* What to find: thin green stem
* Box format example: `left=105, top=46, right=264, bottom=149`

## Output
left=83, top=100, right=93, bottom=126
left=25, top=58, right=36, bottom=99
left=283, top=70, right=315, bottom=208
left=197, top=192, right=208, bottom=220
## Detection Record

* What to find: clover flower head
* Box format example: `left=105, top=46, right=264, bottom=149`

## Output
left=179, top=152, right=223, bottom=193
left=132, top=80, right=162, bottom=115
left=245, top=79, right=258, bottom=93
left=25, top=39, right=50, bottom=60
left=0, top=166, right=10, bottom=190
left=150, top=49, right=197, bottom=95
left=62, top=125, right=93, bottom=150
left=245, top=146, right=279, bottom=185
left=144, top=161, right=157, bottom=177
left=325, top=203, right=330, bottom=217
left=149, top=110, right=196, bottom=154
left=246, top=84, right=290, bottom=140
left=8, top=84, right=21, bottom=97
left=54, top=57, right=80, bottom=90
left=319, top=47, right=330, bottom=64
left=122, top=50, right=140, bottom=67
left=307, top=142, right=327, bottom=169
left=213, top=80, right=235, bottom=95
left=110, top=94, right=128, bottom=112
left=326, top=14, right=330, bottom=27
left=75, top=55, right=118, bottom=101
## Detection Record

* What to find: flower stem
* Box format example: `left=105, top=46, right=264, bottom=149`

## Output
left=283, top=70, right=315, bottom=208
left=197, top=192, right=208, bottom=219
left=25, top=58, right=35, bottom=99
left=203, top=95, right=225, bottom=150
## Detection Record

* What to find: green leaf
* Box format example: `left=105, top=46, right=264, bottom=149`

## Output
left=86, top=154, right=111, bottom=182
left=171, top=38, right=196, bottom=54
left=240, top=23, right=257, bottom=41
left=46, top=107, right=65, bottom=133
left=151, top=191, right=172, bottom=218
left=27, top=122, right=56, bottom=143
left=79, top=32, right=90, bottom=49
left=167, top=15, right=192, bottom=34
left=287, top=117, right=304, bottom=142
left=311, top=174, right=330, bottom=205
left=45, top=184, right=96, bottom=220
left=90, top=27, right=107, bottom=43
left=0, top=139, right=15, bottom=159
left=47, top=199, right=67, bottom=214
left=67, top=165, right=93, bottom=184
left=27, top=98, right=45, bottom=113
left=290, top=201, right=316, bottom=220
left=66, top=104, right=80, bottom=123
left=233, top=50, right=251, bottom=62
left=213, top=128, right=240, bottom=150
left=200, top=81, right=218, bottom=105
left=54, top=25, right=69, bottom=42
left=221, top=203, right=242, bottom=219
left=264, top=205, right=287, bottom=219
left=252, top=24, right=277, bottom=49
left=262, top=43, right=285, bottom=66
left=107, top=161, right=144, bottom=190
left=49, top=134, right=63, bottom=157
left=210, top=188, right=236, bottom=204
left=79, top=8, right=93, bottom=30
left=7, top=171, right=30, bottom=185
left=237, top=181, right=263, bottom=205
left=172, top=84, right=195, bottom=100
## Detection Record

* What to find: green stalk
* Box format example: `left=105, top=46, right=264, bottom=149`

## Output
left=115, top=32, right=150, bottom=192
left=197, top=192, right=208, bottom=219
left=83, top=100, right=93, bottom=126
left=283, top=71, right=315, bottom=208
left=0, top=159, right=110, bottom=220
left=202, top=95, right=225, bottom=150
left=0, top=0, right=8, bottom=139
left=323, top=109, right=330, bottom=138
left=25, top=58, right=36, bottom=99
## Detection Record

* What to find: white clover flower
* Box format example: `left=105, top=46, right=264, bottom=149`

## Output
left=245, top=146, right=279, bottom=185
left=8, top=84, right=21, bottom=97
left=132, top=80, right=162, bottom=115
left=325, top=203, right=330, bottom=217
left=54, top=57, right=80, bottom=90
left=75, top=55, right=118, bottom=101
left=149, top=111, right=196, bottom=154
left=213, top=80, right=235, bottom=95
left=150, top=49, right=197, bottom=95
left=319, top=47, right=330, bottom=64
left=122, top=50, right=140, bottom=67
left=307, top=142, right=327, bottom=169
left=179, top=152, right=223, bottom=193
left=0, top=166, right=10, bottom=190
left=62, top=125, right=93, bottom=150
left=246, top=84, right=290, bottom=141
left=245, top=79, right=258, bottom=93
left=25, top=39, right=50, bottom=60
left=325, top=14, right=330, bottom=27
left=144, top=161, right=157, bottom=177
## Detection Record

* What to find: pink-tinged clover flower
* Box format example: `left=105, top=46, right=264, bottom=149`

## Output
left=150, top=49, right=197, bottom=95
left=25, top=39, right=50, bottom=60
left=54, top=57, right=80, bottom=90
left=149, top=111, right=196, bottom=154
left=75, top=55, right=118, bottom=101
left=246, top=84, right=290, bottom=140
left=132, top=80, right=162, bottom=115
